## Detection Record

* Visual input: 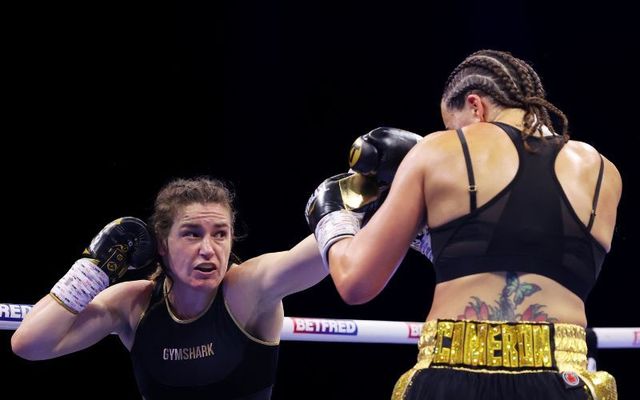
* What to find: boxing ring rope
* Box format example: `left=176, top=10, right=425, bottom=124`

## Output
left=2, top=303, right=638, bottom=349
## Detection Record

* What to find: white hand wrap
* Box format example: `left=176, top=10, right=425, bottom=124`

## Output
left=315, top=210, right=362, bottom=271
left=50, top=258, right=110, bottom=314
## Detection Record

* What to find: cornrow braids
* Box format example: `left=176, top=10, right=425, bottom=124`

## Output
left=442, top=50, right=569, bottom=145
left=446, top=73, right=522, bottom=110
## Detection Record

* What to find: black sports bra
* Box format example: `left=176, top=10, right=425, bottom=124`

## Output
left=423, top=122, right=606, bottom=301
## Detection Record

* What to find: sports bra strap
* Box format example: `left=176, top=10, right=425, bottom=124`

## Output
left=456, top=128, right=477, bottom=212
left=586, top=154, right=605, bottom=232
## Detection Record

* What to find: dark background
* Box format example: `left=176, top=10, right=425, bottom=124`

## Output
left=3, top=1, right=638, bottom=398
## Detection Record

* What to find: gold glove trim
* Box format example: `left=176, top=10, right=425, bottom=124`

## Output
left=338, top=174, right=380, bottom=210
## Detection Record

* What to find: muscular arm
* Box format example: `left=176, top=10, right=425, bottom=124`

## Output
left=12, top=217, right=156, bottom=360
left=11, top=281, right=142, bottom=360
left=222, top=235, right=327, bottom=341
left=238, top=235, right=328, bottom=306
left=327, top=145, right=427, bottom=304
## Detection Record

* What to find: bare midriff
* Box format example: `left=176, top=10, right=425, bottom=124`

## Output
left=426, top=272, right=586, bottom=326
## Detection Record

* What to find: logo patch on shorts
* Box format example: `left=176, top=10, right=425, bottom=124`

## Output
left=561, top=371, right=581, bottom=388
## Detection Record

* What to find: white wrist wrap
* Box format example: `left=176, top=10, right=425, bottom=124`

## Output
left=50, top=258, right=110, bottom=314
left=315, top=210, right=362, bottom=271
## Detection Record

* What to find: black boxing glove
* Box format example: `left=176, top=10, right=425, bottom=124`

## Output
left=305, top=173, right=380, bottom=270
left=50, top=217, right=156, bottom=314
left=349, top=127, right=422, bottom=186
left=349, top=127, right=429, bottom=257
left=83, top=217, right=156, bottom=283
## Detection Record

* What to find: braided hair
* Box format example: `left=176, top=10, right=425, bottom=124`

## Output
left=442, top=50, right=569, bottom=145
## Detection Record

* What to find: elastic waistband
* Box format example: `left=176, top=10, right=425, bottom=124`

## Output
left=392, top=320, right=617, bottom=400
left=416, top=319, right=587, bottom=372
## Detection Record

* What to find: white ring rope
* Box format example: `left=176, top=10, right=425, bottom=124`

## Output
left=2, top=303, right=638, bottom=349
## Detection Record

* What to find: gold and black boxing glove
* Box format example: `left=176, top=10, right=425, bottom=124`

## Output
left=349, top=127, right=422, bottom=186
left=349, top=127, right=434, bottom=258
left=348, top=126, right=422, bottom=225
left=305, top=173, right=380, bottom=270
left=83, top=217, right=157, bottom=284
left=50, top=217, right=156, bottom=314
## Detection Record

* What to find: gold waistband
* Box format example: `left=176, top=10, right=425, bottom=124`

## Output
left=416, top=319, right=586, bottom=371
left=392, top=319, right=617, bottom=400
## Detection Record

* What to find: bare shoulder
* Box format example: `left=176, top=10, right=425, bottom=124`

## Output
left=223, top=258, right=283, bottom=338
left=99, top=279, right=154, bottom=315
left=402, top=130, right=463, bottom=181
left=97, top=280, right=154, bottom=348
left=224, top=253, right=276, bottom=293
left=415, top=129, right=459, bottom=159
left=565, top=140, right=622, bottom=181
left=226, top=257, right=260, bottom=278
left=419, top=122, right=503, bottom=152
left=564, top=139, right=601, bottom=160
left=104, top=279, right=154, bottom=297
left=223, top=259, right=258, bottom=294
left=420, top=129, right=454, bottom=147
left=226, top=252, right=283, bottom=278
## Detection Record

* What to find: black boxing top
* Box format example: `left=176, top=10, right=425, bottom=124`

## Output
left=428, top=122, right=606, bottom=301
left=130, top=277, right=279, bottom=399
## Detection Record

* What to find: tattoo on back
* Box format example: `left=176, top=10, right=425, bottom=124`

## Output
left=457, top=272, right=557, bottom=322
